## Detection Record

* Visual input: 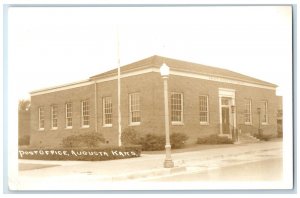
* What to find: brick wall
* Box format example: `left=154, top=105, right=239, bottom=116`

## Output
left=30, top=71, right=278, bottom=147
left=30, top=84, right=96, bottom=147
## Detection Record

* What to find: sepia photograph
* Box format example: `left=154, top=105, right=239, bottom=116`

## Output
left=5, top=3, right=294, bottom=192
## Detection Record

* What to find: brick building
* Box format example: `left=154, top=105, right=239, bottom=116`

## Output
left=29, top=55, right=280, bottom=147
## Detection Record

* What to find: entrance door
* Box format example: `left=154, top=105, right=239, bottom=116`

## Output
left=222, top=107, right=230, bottom=134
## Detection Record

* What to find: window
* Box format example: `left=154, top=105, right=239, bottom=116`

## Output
left=171, top=92, right=183, bottom=124
left=38, top=107, right=45, bottom=130
left=81, top=100, right=90, bottom=127
left=199, top=95, right=209, bottom=124
left=51, top=105, right=58, bottom=129
left=103, top=97, right=112, bottom=126
left=261, top=100, right=268, bottom=124
left=244, top=99, right=252, bottom=124
left=66, top=102, right=72, bottom=128
left=129, top=93, right=141, bottom=125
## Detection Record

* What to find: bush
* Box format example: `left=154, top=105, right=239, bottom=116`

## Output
left=18, top=145, right=142, bottom=161
left=277, top=123, right=283, bottom=138
left=19, top=135, right=30, bottom=146
left=197, top=134, right=233, bottom=144
left=62, top=132, right=105, bottom=148
left=139, top=132, right=188, bottom=151
left=253, top=133, right=272, bottom=141
left=121, top=127, right=140, bottom=146
left=140, top=134, right=165, bottom=151
left=170, top=132, right=188, bottom=149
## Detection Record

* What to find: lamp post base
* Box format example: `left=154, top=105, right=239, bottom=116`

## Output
left=164, top=159, right=174, bottom=168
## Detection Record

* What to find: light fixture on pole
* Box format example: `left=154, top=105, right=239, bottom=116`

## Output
left=160, top=62, right=174, bottom=168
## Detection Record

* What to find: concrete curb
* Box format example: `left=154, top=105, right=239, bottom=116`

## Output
left=111, top=166, right=187, bottom=181
left=99, top=145, right=282, bottom=181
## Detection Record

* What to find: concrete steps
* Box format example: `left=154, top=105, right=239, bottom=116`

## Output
left=238, top=133, right=260, bottom=144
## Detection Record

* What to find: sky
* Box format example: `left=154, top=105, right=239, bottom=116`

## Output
left=8, top=6, right=292, bottom=100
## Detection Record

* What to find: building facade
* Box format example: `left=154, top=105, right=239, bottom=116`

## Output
left=30, top=56, right=280, bottom=147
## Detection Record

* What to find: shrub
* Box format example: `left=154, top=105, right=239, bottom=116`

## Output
left=121, top=127, right=140, bottom=146
left=139, top=132, right=188, bottom=151
left=140, top=134, right=165, bottom=151
left=197, top=134, right=233, bottom=144
left=253, top=133, right=272, bottom=141
left=19, top=135, right=30, bottom=146
left=18, top=145, right=142, bottom=161
left=277, top=123, right=283, bottom=138
left=62, top=132, right=105, bottom=148
left=170, top=132, right=188, bottom=149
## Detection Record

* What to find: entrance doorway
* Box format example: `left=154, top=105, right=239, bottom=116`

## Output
left=222, top=106, right=230, bottom=134
left=219, top=88, right=236, bottom=138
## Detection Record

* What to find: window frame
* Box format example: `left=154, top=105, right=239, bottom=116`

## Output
left=65, top=102, right=72, bottom=129
left=199, top=95, right=209, bottom=125
left=261, top=100, right=268, bottom=125
left=51, top=105, right=58, bottom=130
left=171, top=92, right=184, bottom=125
left=81, top=100, right=90, bottom=128
left=244, top=99, right=252, bottom=125
left=129, top=92, right=141, bottom=126
left=103, top=96, right=113, bottom=127
left=38, top=106, right=45, bottom=130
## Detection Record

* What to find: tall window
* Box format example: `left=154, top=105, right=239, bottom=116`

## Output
left=81, top=100, right=90, bottom=127
left=51, top=105, right=58, bottom=129
left=244, top=99, right=252, bottom=124
left=66, top=102, right=72, bottom=128
left=199, top=95, right=209, bottom=124
left=129, top=93, right=141, bottom=125
left=103, top=97, right=112, bottom=126
left=261, top=100, right=268, bottom=124
left=38, top=107, right=45, bottom=130
left=171, top=92, right=183, bottom=124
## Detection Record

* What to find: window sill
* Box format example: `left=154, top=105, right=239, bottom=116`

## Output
left=65, top=127, right=73, bottom=129
left=129, top=122, right=141, bottom=126
left=244, top=122, right=252, bottom=125
left=81, top=125, right=90, bottom=128
left=50, top=128, right=58, bottom=130
left=262, top=122, right=268, bottom=126
left=38, top=128, right=45, bottom=131
left=103, top=124, right=112, bottom=128
left=172, top=122, right=184, bottom=126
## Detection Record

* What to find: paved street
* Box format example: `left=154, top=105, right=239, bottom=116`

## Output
left=146, top=158, right=282, bottom=182
left=12, top=140, right=283, bottom=190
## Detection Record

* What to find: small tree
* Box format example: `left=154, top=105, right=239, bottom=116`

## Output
left=19, top=99, right=31, bottom=111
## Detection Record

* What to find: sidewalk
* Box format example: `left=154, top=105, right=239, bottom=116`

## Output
left=15, top=141, right=282, bottom=190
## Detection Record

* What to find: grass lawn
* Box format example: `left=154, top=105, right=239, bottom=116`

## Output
left=142, top=143, right=238, bottom=155
left=142, top=137, right=282, bottom=155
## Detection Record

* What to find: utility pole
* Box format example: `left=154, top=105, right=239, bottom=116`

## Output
left=117, top=26, right=122, bottom=147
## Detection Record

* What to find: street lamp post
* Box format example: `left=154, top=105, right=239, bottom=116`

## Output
left=160, top=63, right=174, bottom=168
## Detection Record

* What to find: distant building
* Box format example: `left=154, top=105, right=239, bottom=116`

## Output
left=277, top=96, right=283, bottom=137
left=18, top=108, right=31, bottom=145
left=29, top=55, right=280, bottom=147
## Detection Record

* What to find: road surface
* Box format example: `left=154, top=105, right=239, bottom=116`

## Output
left=146, top=158, right=282, bottom=182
